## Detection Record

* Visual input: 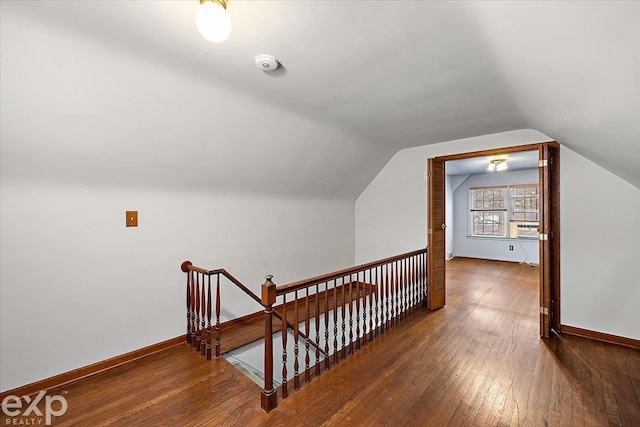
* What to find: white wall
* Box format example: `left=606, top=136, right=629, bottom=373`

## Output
left=355, top=129, right=548, bottom=262
left=0, top=6, right=371, bottom=393
left=0, top=179, right=354, bottom=392
left=355, top=129, right=640, bottom=341
left=560, top=147, right=640, bottom=340
left=453, top=169, right=539, bottom=263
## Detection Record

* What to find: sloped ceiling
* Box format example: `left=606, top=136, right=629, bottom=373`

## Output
left=1, top=1, right=638, bottom=198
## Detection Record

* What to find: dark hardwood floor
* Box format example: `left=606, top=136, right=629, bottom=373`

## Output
left=3, top=258, right=638, bottom=426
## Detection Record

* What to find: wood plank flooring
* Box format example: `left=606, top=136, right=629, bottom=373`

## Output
left=3, top=257, right=638, bottom=426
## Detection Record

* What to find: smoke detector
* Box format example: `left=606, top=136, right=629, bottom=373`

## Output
left=255, top=55, right=279, bottom=72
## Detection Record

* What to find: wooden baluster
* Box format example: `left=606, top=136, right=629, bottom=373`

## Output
left=374, top=266, right=379, bottom=338
left=359, top=270, right=371, bottom=346
left=261, top=275, right=277, bottom=412
left=333, top=280, right=339, bottom=365
left=393, top=262, right=399, bottom=324
left=398, top=260, right=404, bottom=323
left=315, top=283, right=320, bottom=376
left=348, top=274, right=354, bottom=355
left=215, top=274, right=221, bottom=358
left=423, top=251, right=428, bottom=307
left=201, top=273, right=206, bottom=356
left=406, top=257, right=410, bottom=313
left=403, top=258, right=409, bottom=314
left=384, top=264, right=390, bottom=330
left=409, top=256, right=416, bottom=310
left=388, top=263, right=394, bottom=327
left=418, top=253, right=422, bottom=305
left=281, top=293, right=288, bottom=398
left=400, top=259, right=405, bottom=320
left=402, top=258, right=407, bottom=320
left=415, top=255, right=420, bottom=310
left=413, top=255, right=418, bottom=310
left=195, top=273, right=201, bottom=351
left=341, top=276, right=347, bottom=360
left=293, top=290, right=300, bottom=390
left=304, top=287, right=311, bottom=383
left=407, top=258, right=411, bottom=313
left=420, top=253, right=424, bottom=306
left=394, top=261, right=399, bottom=326
left=406, top=257, right=411, bottom=312
left=355, top=272, right=361, bottom=350
left=368, top=268, right=374, bottom=342
left=390, top=264, right=395, bottom=327
left=398, top=260, right=402, bottom=321
left=186, top=270, right=192, bottom=345
left=362, top=270, right=368, bottom=345
left=362, top=270, right=368, bottom=346
left=408, top=258, right=412, bottom=312
left=206, top=274, right=212, bottom=360
left=360, top=271, right=366, bottom=346
left=416, top=253, right=420, bottom=305
left=324, top=281, right=330, bottom=370
left=190, top=271, right=197, bottom=347
left=382, top=265, right=388, bottom=333
left=385, top=264, right=390, bottom=329
left=404, top=258, right=411, bottom=316
left=391, top=261, right=396, bottom=325
left=181, top=262, right=195, bottom=346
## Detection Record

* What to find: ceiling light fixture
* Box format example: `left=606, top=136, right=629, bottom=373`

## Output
left=196, top=0, right=231, bottom=43
left=487, top=159, right=508, bottom=172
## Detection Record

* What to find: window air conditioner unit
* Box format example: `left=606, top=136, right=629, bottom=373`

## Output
left=510, top=222, right=539, bottom=238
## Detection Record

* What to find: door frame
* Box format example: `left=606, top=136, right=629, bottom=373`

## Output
left=427, top=142, right=560, bottom=338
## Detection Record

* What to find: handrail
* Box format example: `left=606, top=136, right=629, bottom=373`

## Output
left=180, top=261, right=327, bottom=357
left=182, top=262, right=262, bottom=306
left=181, top=248, right=429, bottom=413
left=261, top=247, right=429, bottom=411
left=275, top=248, right=428, bottom=295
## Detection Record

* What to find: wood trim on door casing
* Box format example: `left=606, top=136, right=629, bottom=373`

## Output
left=434, top=142, right=552, bottom=162
left=429, top=141, right=560, bottom=338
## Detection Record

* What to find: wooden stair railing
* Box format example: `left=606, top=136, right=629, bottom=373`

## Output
left=260, top=247, right=429, bottom=412
left=179, top=261, right=327, bottom=360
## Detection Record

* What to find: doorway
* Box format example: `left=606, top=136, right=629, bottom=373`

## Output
left=427, top=142, right=560, bottom=338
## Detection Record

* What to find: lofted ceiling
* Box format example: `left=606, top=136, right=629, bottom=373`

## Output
left=1, top=1, right=638, bottom=198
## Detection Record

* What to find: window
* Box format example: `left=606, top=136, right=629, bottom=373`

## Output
left=469, top=183, right=540, bottom=239
left=510, top=184, right=539, bottom=222
left=469, top=186, right=507, bottom=237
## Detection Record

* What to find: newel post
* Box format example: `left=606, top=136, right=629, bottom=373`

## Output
left=261, top=275, right=278, bottom=412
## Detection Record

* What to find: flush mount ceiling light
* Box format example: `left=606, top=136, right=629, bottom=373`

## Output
left=487, top=159, right=508, bottom=172
left=196, top=0, right=231, bottom=43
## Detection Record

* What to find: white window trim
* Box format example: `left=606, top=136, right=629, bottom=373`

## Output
left=468, top=184, right=539, bottom=239
left=468, top=186, right=508, bottom=238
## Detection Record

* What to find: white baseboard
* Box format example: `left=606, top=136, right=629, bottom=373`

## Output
left=452, top=254, right=538, bottom=265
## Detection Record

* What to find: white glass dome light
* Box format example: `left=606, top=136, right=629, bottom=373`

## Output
left=196, top=0, right=232, bottom=43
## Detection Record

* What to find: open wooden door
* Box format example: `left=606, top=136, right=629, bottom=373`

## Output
left=538, top=142, right=560, bottom=338
left=428, top=142, right=560, bottom=337
left=427, top=158, right=446, bottom=309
